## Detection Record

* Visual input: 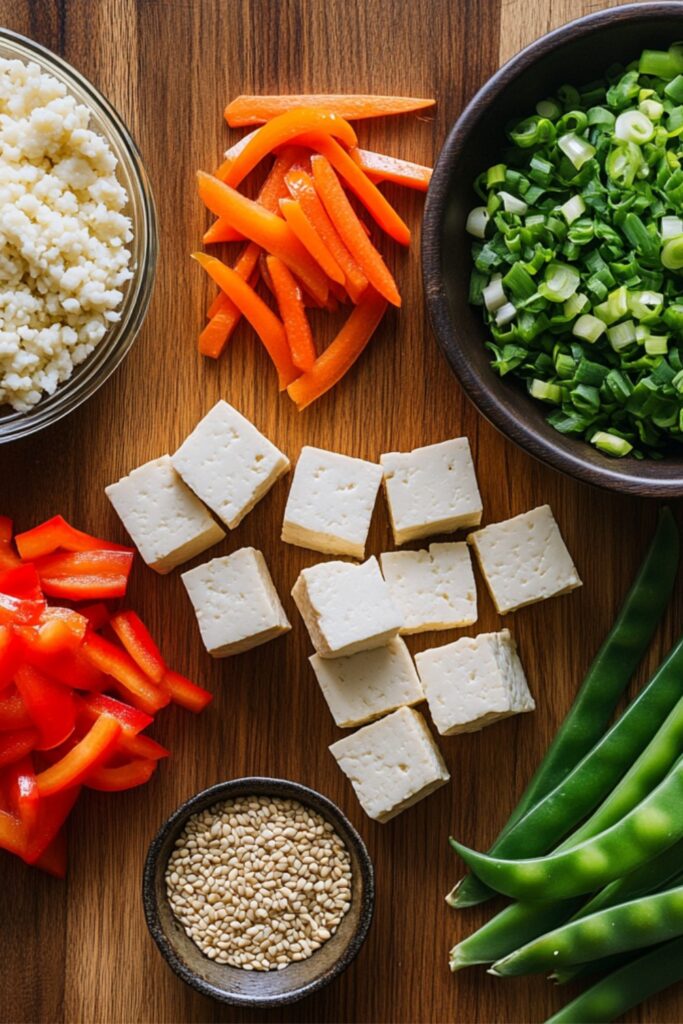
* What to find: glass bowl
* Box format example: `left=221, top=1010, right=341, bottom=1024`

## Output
left=0, top=28, right=157, bottom=443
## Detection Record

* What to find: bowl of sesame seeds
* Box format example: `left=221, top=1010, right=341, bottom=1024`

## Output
left=142, top=777, right=375, bottom=1007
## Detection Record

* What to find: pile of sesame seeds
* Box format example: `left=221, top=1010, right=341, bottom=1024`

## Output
left=165, top=795, right=353, bottom=971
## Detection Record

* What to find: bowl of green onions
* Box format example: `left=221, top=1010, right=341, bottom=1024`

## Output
left=423, top=2, right=683, bottom=495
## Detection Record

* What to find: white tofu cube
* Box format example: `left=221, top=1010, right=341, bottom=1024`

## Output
left=380, top=438, right=483, bottom=545
left=329, top=707, right=450, bottom=822
left=105, top=455, right=225, bottom=574
left=171, top=400, right=290, bottom=529
left=281, top=446, right=383, bottom=559
left=291, top=556, right=403, bottom=658
left=379, top=542, right=477, bottom=633
left=415, top=629, right=534, bottom=735
left=181, top=548, right=290, bottom=657
left=310, top=637, right=424, bottom=728
left=467, top=504, right=582, bottom=614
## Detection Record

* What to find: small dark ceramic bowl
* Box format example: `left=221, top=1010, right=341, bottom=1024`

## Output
left=423, top=2, right=683, bottom=496
left=143, top=778, right=374, bottom=1007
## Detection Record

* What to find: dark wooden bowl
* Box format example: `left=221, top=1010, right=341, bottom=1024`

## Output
left=142, top=778, right=374, bottom=1007
left=422, top=2, right=683, bottom=496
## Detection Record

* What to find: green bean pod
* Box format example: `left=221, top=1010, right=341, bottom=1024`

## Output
left=451, top=509, right=679, bottom=909
left=545, top=935, right=683, bottom=1024
left=490, top=886, right=683, bottom=976
left=451, top=757, right=683, bottom=902
left=572, top=838, right=683, bottom=922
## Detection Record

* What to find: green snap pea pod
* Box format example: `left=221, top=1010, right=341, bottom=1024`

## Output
left=490, top=886, right=683, bottom=977
left=451, top=757, right=683, bottom=902
left=451, top=509, right=679, bottom=909
left=545, top=935, right=683, bottom=1024
left=572, top=838, right=683, bottom=922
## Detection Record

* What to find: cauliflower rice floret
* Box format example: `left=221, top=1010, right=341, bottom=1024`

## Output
left=0, top=58, right=133, bottom=412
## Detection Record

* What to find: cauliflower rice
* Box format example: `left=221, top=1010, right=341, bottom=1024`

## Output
left=0, top=57, right=133, bottom=412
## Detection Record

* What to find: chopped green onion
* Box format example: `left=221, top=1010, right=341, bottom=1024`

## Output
left=558, top=132, right=596, bottom=169
left=639, top=46, right=683, bottom=81
left=594, top=286, right=629, bottom=325
left=573, top=314, right=606, bottom=343
left=564, top=292, right=589, bottom=318
left=614, top=110, right=654, bottom=143
left=639, top=98, right=664, bottom=120
left=539, top=261, right=580, bottom=302
left=502, top=263, right=536, bottom=300
left=661, top=235, right=683, bottom=270
left=529, top=379, right=561, bottom=403
left=662, top=216, right=683, bottom=240
left=466, top=206, right=490, bottom=238
left=495, top=302, right=516, bottom=327
left=664, top=74, right=683, bottom=104
left=482, top=274, right=506, bottom=312
left=559, top=195, right=585, bottom=224
left=486, top=164, right=506, bottom=187
left=536, top=98, right=561, bottom=120
left=498, top=191, right=528, bottom=215
left=644, top=335, right=669, bottom=355
left=607, top=319, right=637, bottom=351
left=591, top=431, right=633, bottom=456
left=629, top=290, right=664, bottom=319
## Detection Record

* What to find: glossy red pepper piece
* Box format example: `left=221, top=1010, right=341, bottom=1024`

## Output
left=85, top=757, right=157, bottom=791
left=81, top=634, right=170, bottom=715
left=77, top=693, right=153, bottom=737
left=32, top=827, right=67, bottom=878
left=35, top=716, right=121, bottom=797
left=117, top=731, right=169, bottom=761
left=0, top=690, right=32, bottom=732
left=22, top=786, right=79, bottom=864
left=5, top=756, right=40, bottom=835
left=15, top=514, right=133, bottom=561
left=32, top=549, right=134, bottom=601
left=0, top=626, right=20, bottom=689
left=0, top=565, right=46, bottom=626
left=14, top=664, right=76, bottom=752
left=15, top=606, right=88, bottom=659
left=79, top=603, right=111, bottom=631
left=164, top=670, right=213, bottom=713
left=110, top=611, right=166, bottom=684
left=0, top=728, right=38, bottom=768
left=0, top=517, right=20, bottom=571
left=0, top=808, right=26, bottom=857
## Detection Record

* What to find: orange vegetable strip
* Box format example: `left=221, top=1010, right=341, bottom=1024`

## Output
left=223, top=109, right=357, bottom=190
left=278, top=197, right=345, bottom=285
left=266, top=255, right=316, bottom=372
left=213, top=127, right=259, bottom=176
left=284, top=169, right=368, bottom=303
left=225, top=94, right=436, bottom=127
left=288, top=288, right=388, bottom=410
left=35, top=717, right=121, bottom=797
left=295, top=133, right=411, bottom=246
left=206, top=143, right=300, bottom=244
left=193, top=253, right=299, bottom=389
left=351, top=148, right=432, bottom=192
left=311, top=155, right=401, bottom=307
left=197, top=171, right=329, bottom=304
left=199, top=243, right=260, bottom=357
left=206, top=291, right=229, bottom=319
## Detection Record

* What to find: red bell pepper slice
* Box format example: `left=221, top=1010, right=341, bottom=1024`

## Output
left=0, top=690, right=32, bottom=732
left=23, top=785, right=79, bottom=863
left=0, top=626, right=20, bottom=689
left=19, top=642, right=105, bottom=693
left=14, top=665, right=76, bottom=752
left=79, top=602, right=111, bottom=631
left=0, top=808, right=25, bottom=857
left=164, top=670, right=213, bottom=713
left=81, top=634, right=170, bottom=715
left=0, top=565, right=46, bottom=625
left=0, top=517, right=20, bottom=570
left=32, top=828, right=67, bottom=878
left=0, top=729, right=38, bottom=768
left=32, top=549, right=134, bottom=601
left=15, top=607, right=88, bottom=658
left=110, top=611, right=166, bottom=684
left=5, top=756, right=39, bottom=834
left=15, top=514, right=133, bottom=561
left=77, top=693, right=153, bottom=737
left=117, top=731, right=170, bottom=761
left=35, top=716, right=121, bottom=797
left=85, top=757, right=157, bottom=791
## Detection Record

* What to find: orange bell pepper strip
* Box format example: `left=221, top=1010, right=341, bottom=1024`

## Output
left=110, top=611, right=166, bottom=684
left=221, top=109, right=357, bottom=188
left=192, top=253, right=299, bottom=389
left=296, top=133, right=410, bottom=246
left=164, top=670, right=213, bottom=713
left=81, top=633, right=170, bottom=716
left=311, top=156, right=401, bottom=308
left=197, top=171, right=329, bottom=305
left=15, top=514, right=132, bottom=561
left=35, top=715, right=121, bottom=797
left=278, top=198, right=345, bottom=285
left=224, top=94, right=436, bottom=127
left=213, top=127, right=260, bottom=177
left=84, top=758, right=157, bottom=792
left=288, top=287, right=388, bottom=410
left=284, top=168, right=368, bottom=303
left=207, top=145, right=301, bottom=244
left=266, top=255, right=317, bottom=372
left=350, top=148, right=433, bottom=192
left=0, top=517, right=20, bottom=570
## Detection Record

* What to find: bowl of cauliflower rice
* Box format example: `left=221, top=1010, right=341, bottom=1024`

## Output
left=0, top=29, right=157, bottom=442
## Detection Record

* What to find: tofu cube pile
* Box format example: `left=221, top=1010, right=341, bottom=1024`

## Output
left=380, top=542, right=477, bottom=634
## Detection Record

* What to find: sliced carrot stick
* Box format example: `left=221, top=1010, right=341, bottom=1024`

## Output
left=351, top=148, right=432, bottom=192
left=222, top=109, right=357, bottom=189
left=266, top=255, right=317, bottom=372
left=197, top=171, right=329, bottom=305
left=278, top=197, right=345, bottom=285
left=225, top=94, right=436, bottom=127
left=311, top=155, right=401, bottom=308
left=193, top=253, right=299, bottom=389
left=287, top=288, right=388, bottom=410
left=294, top=133, right=410, bottom=246
left=199, top=243, right=261, bottom=357
left=284, top=169, right=368, bottom=303
left=205, top=146, right=299, bottom=245
left=207, top=291, right=229, bottom=319
left=213, top=127, right=260, bottom=177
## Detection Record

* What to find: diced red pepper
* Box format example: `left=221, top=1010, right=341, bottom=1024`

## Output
left=0, top=729, right=38, bottom=768
left=15, top=606, right=88, bottom=659
left=117, top=731, right=170, bottom=761
left=0, top=626, right=20, bottom=689
left=23, top=786, right=79, bottom=863
left=32, top=828, right=67, bottom=878
left=79, top=603, right=111, bottom=631
left=35, top=716, right=121, bottom=797
left=0, top=565, right=46, bottom=626
left=32, top=549, right=134, bottom=601
left=77, top=693, right=153, bottom=737
left=0, top=808, right=25, bottom=857
left=164, top=671, right=213, bottom=713
left=5, top=756, right=39, bottom=835
left=81, top=634, right=170, bottom=715
left=110, top=611, right=166, bottom=684
left=19, top=641, right=105, bottom=693
left=14, top=665, right=76, bottom=752
left=0, top=517, right=20, bottom=571
left=0, top=690, right=32, bottom=732
left=85, top=757, right=157, bottom=791
left=15, top=515, right=133, bottom=561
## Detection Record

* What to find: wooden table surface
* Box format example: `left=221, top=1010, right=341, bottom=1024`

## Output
left=2, top=1, right=682, bottom=1021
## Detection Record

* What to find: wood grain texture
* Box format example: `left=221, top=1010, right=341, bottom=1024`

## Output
left=0, top=1, right=681, bottom=1021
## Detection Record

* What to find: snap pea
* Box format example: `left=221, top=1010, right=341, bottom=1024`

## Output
left=451, top=757, right=683, bottom=902
left=451, top=509, right=679, bottom=909
left=491, top=886, right=683, bottom=976
left=545, top=935, right=683, bottom=1024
